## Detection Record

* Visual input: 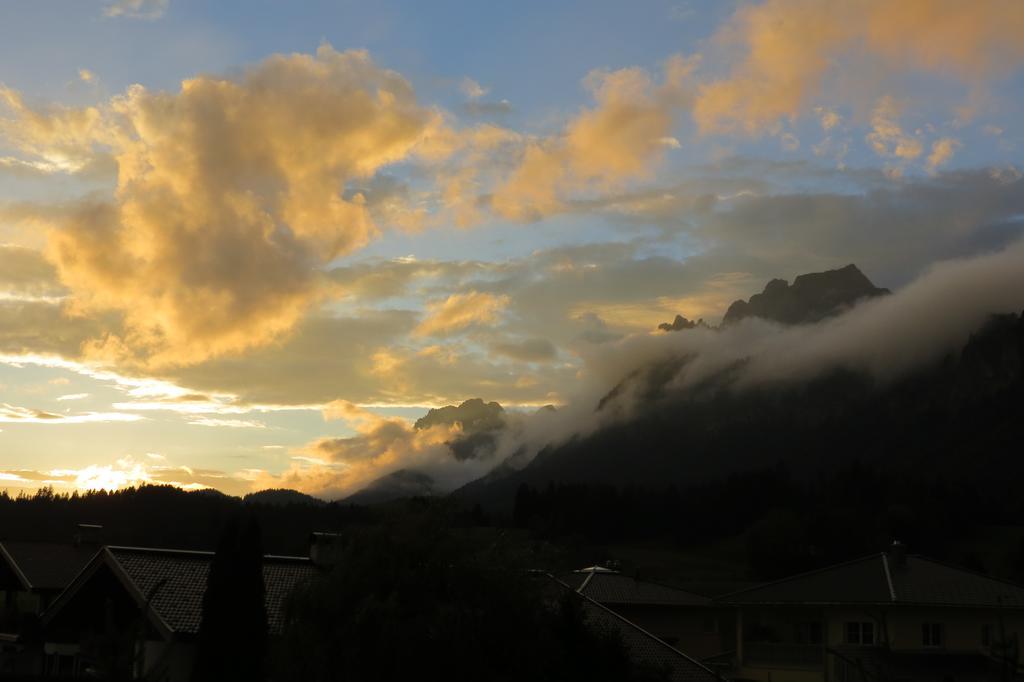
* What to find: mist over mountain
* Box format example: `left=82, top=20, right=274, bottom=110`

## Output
left=343, top=469, right=437, bottom=506
left=415, top=398, right=506, bottom=433
left=415, top=398, right=507, bottom=462
left=456, top=243, right=1024, bottom=511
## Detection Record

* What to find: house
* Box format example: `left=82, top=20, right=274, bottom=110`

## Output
left=718, top=542, right=1024, bottom=681
left=547, top=574, right=725, bottom=681
left=39, top=545, right=318, bottom=680
left=0, top=539, right=99, bottom=676
left=563, top=566, right=736, bottom=661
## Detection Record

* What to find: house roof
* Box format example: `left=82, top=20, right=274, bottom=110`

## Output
left=563, top=568, right=711, bottom=607
left=719, top=551, right=1024, bottom=608
left=0, top=541, right=98, bottom=592
left=548, top=575, right=724, bottom=682
left=43, top=545, right=319, bottom=638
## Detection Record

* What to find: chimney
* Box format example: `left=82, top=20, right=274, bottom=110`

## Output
left=74, top=523, right=103, bottom=546
left=309, top=531, right=344, bottom=568
left=888, top=540, right=907, bottom=569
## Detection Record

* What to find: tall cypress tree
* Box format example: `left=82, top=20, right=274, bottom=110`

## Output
left=193, top=513, right=268, bottom=682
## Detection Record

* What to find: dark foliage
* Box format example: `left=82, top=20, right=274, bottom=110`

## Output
left=193, top=513, right=268, bottom=682
left=275, top=502, right=669, bottom=682
left=0, top=485, right=375, bottom=555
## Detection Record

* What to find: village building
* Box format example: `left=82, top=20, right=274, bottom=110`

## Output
left=718, top=542, right=1024, bottom=681
left=548, top=574, right=725, bottom=681
left=39, top=545, right=318, bottom=680
left=563, top=566, right=736, bottom=662
left=0, top=538, right=98, bottom=676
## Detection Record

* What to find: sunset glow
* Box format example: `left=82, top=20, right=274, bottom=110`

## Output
left=1, top=0, right=1022, bottom=499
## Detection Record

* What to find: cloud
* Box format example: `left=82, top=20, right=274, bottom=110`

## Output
left=1, top=46, right=450, bottom=367
left=250, top=401, right=497, bottom=498
left=0, top=87, right=105, bottom=173
left=814, top=107, right=841, bottom=132
left=0, top=456, right=248, bottom=495
left=0, top=245, right=64, bottom=299
left=489, top=338, right=557, bottom=362
left=459, top=77, right=488, bottom=100
left=103, top=0, right=168, bottom=20
left=0, top=402, right=142, bottom=424
left=414, top=291, right=510, bottom=337
left=463, top=99, right=513, bottom=117
left=926, top=137, right=961, bottom=172
left=186, top=417, right=266, bottom=428
left=471, top=237, right=1024, bottom=477
left=694, top=0, right=1024, bottom=135
left=603, top=239, right=1024, bottom=407
left=865, top=96, right=923, bottom=161
left=491, top=55, right=696, bottom=221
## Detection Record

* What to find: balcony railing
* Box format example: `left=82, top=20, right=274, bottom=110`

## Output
left=745, top=642, right=824, bottom=667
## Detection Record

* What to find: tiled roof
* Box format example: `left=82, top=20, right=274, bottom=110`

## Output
left=564, top=569, right=710, bottom=607
left=0, top=542, right=98, bottom=591
left=106, top=547, right=318, bottom=635
left=720, top=552, right=1024, bottom=608
left=549, top=576, right=723, bottom=682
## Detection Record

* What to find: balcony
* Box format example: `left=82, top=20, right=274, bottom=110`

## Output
left=744, top=642, right=824, bottom=668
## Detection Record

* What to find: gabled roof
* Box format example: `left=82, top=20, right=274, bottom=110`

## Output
left=43, top=545, right=319, bottom=638
left=563, top=568, right=711, bottom=607
left=548, top=575, right=724, bottom=682
left=0, top=541, right=98, bottom=592
left=719, top=552, right=1024, bottom=608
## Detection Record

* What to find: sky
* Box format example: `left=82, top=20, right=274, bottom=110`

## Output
left=0, top=0, right=1022, bottom=498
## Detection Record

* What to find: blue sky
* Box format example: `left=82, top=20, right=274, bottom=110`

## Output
left=0, top=0, right=1022, bottom=497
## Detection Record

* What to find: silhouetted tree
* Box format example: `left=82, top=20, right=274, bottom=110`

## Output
left=193, top=512, right=268, bottom=682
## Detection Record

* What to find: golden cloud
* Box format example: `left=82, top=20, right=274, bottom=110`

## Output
left=865, top=96, right=923, bottom=161
left=926, top=137, right=961, bottom=172
left=694, top=0, right=1024, bottom=135
left=491, top=55, right=695, bottom=221
left=0, top=87, right=104, bottom=173
left=413, top=290, right=510, bottom=337
left=2, top=46, right=449, bottom=366
left=251, top=405, right=460, bottom=498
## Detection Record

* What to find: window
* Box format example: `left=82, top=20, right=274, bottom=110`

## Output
left=796, top=621, right=822, bottom=644
left=844, top=621, right=875, bottom=645
left=922, top=623, right=944, bottom=647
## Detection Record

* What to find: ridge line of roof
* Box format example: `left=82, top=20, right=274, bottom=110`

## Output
left=882, top=554, right=897, bottom=602
left=605, top=571, right=713, bottom=600
left=908, top=554, right=1024, bottom=592
left=0, top=542, right=34, bottom=591
left=107, top=545, right=309, bottom=562
left=103, top=547, right=176, bottom=637
left=579, top=572, right=712, bottom=605
left=547, top=574, right=724, bottom=679
left=714, top=552, right=885, bottom=602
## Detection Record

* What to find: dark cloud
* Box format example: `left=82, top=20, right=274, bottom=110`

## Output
left=489, top=338, right=558, bottom=362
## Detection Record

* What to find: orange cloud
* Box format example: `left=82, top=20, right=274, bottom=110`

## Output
left=413, top=291, right=510, bottom=337
left=926, top=137, right=961, bottom=172
left=694, top=0, right=1024, bottom=135
left=2, top=46, right=449, bottom=367
left=491, top=55, right=695, bottom=221
left=865, top=96, right=923, bottom=161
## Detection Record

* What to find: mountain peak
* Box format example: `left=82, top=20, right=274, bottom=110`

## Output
left=414, top=398, right=505, bottom=432
left=723, top=264, right=889, bottom=326
left=657, top=314, right=709, bottom=332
